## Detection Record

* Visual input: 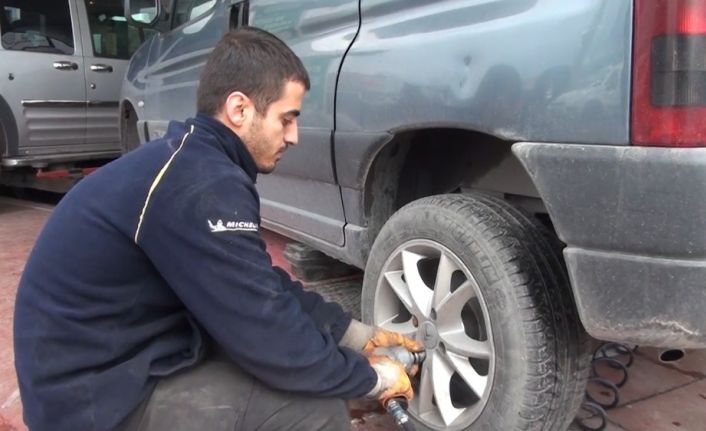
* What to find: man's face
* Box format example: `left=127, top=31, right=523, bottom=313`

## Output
left=242, top=81, right=306, bottom=173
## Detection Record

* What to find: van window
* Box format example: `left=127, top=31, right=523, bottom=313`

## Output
left=0, top=0, right=74, bottom=55
left=173, top=0, right=216, bottom=28
left=84, top=0, right=156, bottom=59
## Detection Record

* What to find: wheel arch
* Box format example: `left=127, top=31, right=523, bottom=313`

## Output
left=0, top=94, right=19, bottom=158
left=358, top=127, right=547, bottom=256
left=119, top=99, right=142, bottom=154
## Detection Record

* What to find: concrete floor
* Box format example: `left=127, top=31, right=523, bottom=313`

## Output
left=1, top=195, right=705, bottom=430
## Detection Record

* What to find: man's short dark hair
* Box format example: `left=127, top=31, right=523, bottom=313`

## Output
left=197, top=27, right=310, bottom=115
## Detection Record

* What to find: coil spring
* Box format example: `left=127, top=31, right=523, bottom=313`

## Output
left=573, top=342, right=635, bottom=431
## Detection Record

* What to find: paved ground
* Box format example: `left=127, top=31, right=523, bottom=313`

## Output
left=0, top=195, right=704, bottom=430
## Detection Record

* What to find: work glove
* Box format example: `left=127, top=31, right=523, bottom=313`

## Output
left=340, top=320, right=422, bottom=354
left=364, top=328, right=424, bottom=377
left=366, top=355, right=414, bottom=405
left=340, top=320, right=423, bottom=375
left=362, top=327, right=423, bottom=358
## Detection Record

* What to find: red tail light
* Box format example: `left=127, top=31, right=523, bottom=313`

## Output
left=632, top=0, right=706, bottom=147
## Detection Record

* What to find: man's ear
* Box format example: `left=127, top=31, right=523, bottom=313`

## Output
left=223, top=91, right=252, bottom=127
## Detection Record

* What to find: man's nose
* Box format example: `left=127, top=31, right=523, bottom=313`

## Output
left=284, top=125, right=298, bottom=146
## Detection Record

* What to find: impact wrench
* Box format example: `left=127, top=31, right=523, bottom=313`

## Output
left=372, top=346, right=427, bottom=431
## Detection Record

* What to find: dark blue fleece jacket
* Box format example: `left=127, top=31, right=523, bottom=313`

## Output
left=14, top=114, right=376, bottom=431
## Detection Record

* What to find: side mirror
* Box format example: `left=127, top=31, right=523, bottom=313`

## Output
left=124, top=0, right=160, bottom=26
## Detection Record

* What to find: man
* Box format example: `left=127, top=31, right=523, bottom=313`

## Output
left=14, top=27, right=421, bottom=431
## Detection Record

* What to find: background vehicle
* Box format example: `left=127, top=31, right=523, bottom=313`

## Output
left=0, top=0, right=154, bottom=191
left=121, top=0, right=706, bottom=429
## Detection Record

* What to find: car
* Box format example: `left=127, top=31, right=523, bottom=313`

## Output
left=0, top=0, right=154, bottom=191
left=120, top=0, right=706, bottom=429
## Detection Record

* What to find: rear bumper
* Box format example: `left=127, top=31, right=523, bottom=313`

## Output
left=513, top=143, right=706, bottom=348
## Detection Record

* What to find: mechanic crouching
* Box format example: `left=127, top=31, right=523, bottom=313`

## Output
left=13, top=27, right=422, bottom=431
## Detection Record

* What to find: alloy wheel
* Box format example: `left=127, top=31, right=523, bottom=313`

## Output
left=372, top=239, right=495, bottom=429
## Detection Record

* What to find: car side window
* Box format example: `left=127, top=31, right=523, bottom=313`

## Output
left=172, top=0, right=216, bottom=28
left=84, top=0, right=156, bottom=60
left=0, top=0, right=74, bottom=54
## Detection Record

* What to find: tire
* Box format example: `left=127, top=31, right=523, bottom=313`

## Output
left=120, top=103, right=140, bottom=154
left=361, top=193, right=591, bottom=430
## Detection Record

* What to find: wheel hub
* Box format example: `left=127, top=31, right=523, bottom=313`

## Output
left=419, top=321, right=440, bottom=349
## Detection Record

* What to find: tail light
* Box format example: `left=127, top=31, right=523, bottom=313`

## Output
left=632, top=0, right=706, bottom=147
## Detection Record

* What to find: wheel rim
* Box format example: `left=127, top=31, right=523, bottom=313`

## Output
left=372, top=239, right=495, bottom=429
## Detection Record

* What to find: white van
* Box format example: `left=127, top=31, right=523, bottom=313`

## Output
left=0, top=0, right=154, bottom=191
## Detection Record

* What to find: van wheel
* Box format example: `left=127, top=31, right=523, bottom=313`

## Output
left=361, top=193, right=591, bottom=430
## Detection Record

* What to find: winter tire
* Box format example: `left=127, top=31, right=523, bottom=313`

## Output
left=361, top=193, right=591, bottom=430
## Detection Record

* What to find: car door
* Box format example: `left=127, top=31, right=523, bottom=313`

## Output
left=138, top=0, right=224, bottom=130
left=250, top=0, right=360, bottom=246
left=0, top=0, right=86, bottom=160
left=77, top=0, right=153, bottom=152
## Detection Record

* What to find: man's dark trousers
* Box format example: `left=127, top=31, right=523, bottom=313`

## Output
left=118, top=355, right=351, bottom=431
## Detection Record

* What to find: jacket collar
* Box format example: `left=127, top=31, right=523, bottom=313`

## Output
left=186, top=113, right=259, bottom=183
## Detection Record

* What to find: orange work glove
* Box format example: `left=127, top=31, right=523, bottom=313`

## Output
left=366, top=355, right=413, bottom=405
left=363, top=328, right=423, bottom=356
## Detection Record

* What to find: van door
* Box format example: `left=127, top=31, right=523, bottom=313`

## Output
left=77, top=0, right=152, bottom=151
left=251, top=0, right=361, bottom=247
left=0, top=0, right=86, bottom=160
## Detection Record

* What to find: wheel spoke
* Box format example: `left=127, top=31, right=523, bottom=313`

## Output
left=378, top=320, right=417, bottom=339
left=401, top=251, right=433, bottom=316
left=440, top=329, right=491, bottom=360
left=430, top=351, right=465, bottom=426
left=436, top=280, right=475, bottom=328
left=432, top=253, right=456, bottom=310
left=415, top=353, right=435, bottom=416
left=383, top=270, right=418, bottom=316
left=446, top=351, right=488, bottom=397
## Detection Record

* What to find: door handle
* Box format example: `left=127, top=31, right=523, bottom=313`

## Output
left=90, top=64, right=113, bottom=73
left=53, top=61, right=78, bottom=71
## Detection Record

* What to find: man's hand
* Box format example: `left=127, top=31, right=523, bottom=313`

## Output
left=363, top=328, right=423, bottom=356
left=366, top=355, right=413, bottom=404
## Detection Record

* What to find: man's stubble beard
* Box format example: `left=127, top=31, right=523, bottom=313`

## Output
left=244, top=116, right=275, bottom=174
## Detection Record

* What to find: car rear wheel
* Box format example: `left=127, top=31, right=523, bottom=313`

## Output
left=361, top=193, right=591, bottom=430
